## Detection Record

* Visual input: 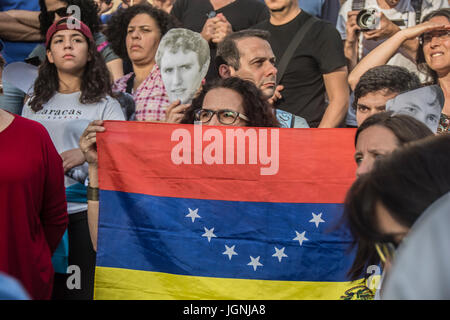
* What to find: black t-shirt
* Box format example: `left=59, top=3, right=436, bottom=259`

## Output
left=253, top=11, right=346, bottom=127
left=171, top=0, right=270, bottom=80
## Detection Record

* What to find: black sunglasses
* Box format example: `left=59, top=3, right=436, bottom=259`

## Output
left=48, top=7, right=70, bottom=20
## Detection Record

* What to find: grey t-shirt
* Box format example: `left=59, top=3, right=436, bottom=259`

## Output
left=22, top=92, right=125, bottom=214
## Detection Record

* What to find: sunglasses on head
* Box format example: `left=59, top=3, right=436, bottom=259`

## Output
left=48, top=7, right=70, bottom=20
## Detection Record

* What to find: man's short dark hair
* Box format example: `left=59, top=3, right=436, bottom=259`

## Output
left=353, top=65, right=421, bottom=110
left=216, top=29, right=270, bottom=70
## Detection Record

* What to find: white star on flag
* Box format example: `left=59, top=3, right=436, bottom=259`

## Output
left=293, top=230, right=309, bottom=246
left=272, top=247, right=288, bottom=262
left=202, top=227, right=217, bottom=242
left=222, top=245, right=238, bottom=260
left=248, top=256, right=263, bottom=271
left=185, top=208, right=201, bottom=223
left=309, top=212, right=325, bottom=228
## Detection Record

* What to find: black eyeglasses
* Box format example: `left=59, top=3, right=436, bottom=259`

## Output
left=420, top=30, right=450, bottom=45
left=48, top=7, right=70, bottom=21
left=194, top=108, right=249, bottom=125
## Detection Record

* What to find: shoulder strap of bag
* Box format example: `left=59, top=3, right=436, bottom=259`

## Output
left=351, top=0, right=365, bottom=11
left=411, top=0, right=423, bottom=25
left=276, top=15, right=319, bottom=85
left=126, top=73, right=136, bottom=94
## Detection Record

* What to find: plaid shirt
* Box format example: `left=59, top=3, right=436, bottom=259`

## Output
left=113, top=64, right=169, bottom=121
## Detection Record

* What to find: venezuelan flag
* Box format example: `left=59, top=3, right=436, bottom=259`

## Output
left=94, top=122, right=361, bottom=300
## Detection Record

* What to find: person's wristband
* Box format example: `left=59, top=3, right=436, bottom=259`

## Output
left=87, top=185, right=99, bottom=201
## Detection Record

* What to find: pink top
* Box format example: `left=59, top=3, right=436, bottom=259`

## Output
left=113, top=64, right=169, bottom=122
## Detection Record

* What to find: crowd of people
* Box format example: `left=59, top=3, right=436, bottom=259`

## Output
left=1, top=0, right=450, bottom=300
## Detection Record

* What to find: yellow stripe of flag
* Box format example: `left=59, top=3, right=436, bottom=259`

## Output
left=94, top=266, right=371, bottom=300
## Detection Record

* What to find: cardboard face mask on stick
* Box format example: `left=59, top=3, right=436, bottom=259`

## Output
left=386, top=85, right=445, bottom=133
left=156, top=28, right=210, bottom=104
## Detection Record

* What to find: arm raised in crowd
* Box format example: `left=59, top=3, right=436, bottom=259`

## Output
left=319, top=66, right=349, bottom=128
left=343, top=10, right=361, bottom=72
left=362, top=11, right=402, bottom=42
left=348, top=21, right=449, bottom=91
left=0, top=10, right=41, bottom=42
left=362, top=12, right=419, bottom=59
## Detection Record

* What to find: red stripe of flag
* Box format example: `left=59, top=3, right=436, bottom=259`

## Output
left=97, top=121, right=357, bottom=203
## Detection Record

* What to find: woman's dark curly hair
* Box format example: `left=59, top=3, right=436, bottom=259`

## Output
left=39, top=0, right=101, bottom=37
left=104, top=4, right=178, bottom=61
left=417, top=8, right=450, bottom=84
left=30, top=28, right=113, bottom=112
left=181, top=77, right=280, bottom=128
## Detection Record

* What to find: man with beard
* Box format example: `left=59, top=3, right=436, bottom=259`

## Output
left=215, top=29, right=309, bottom=127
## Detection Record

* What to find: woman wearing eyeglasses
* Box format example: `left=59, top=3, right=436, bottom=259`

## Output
left=178, top=77, right=280, bottom=127
left=164, top=77, right=282, bottom=126
left=343, top=134, right=450, bottom=298
left=348, top=8, right=450, bottom=133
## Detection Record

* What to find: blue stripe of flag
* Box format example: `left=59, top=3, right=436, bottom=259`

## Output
left=97, top=190, right=355, bottom=282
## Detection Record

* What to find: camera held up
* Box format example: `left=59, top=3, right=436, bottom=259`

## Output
left=356, top=8, right=380, bottom=31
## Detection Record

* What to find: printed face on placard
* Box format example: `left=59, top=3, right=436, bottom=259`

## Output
left=156, top=28, right=210, bottom=104
left=160, top=49, right=204, bottom=104
left=386, top=85, right=444, bottom=133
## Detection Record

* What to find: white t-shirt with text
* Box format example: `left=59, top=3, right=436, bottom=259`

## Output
left=22, top=92, right=125, bottom=214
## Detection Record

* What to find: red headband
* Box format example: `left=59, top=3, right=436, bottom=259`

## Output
left=45, top=17, right=94, bottom=48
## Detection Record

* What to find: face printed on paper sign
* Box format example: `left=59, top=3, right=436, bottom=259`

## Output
left=386, top=85, right=444, bottom=133
left=156, top=28, right=210, bottom=104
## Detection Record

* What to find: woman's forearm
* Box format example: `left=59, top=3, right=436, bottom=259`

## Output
left=0, top=11, right=41, bottom=42
left=343, top=39, right=359, bottom=72
left=348, top=31, right=407, bottom=90
left=87, top=164, right=99, bottom=252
